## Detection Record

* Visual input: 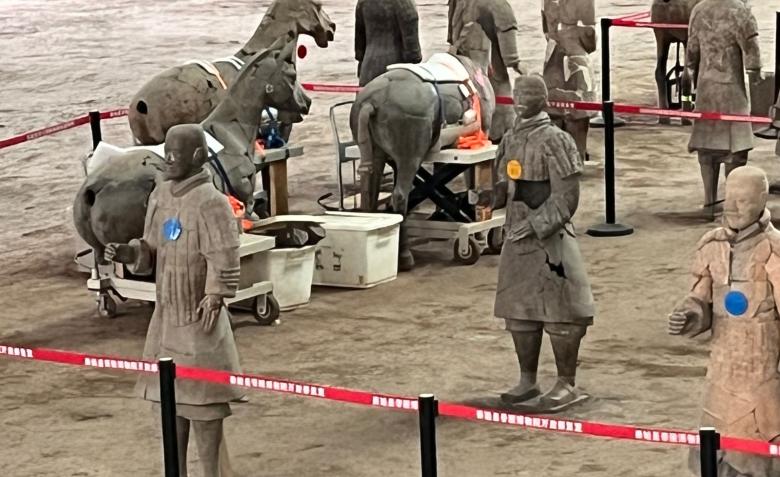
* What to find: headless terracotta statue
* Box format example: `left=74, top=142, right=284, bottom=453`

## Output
left=686, top=0, right=762, bottom=219
left=354, top=0, right=422, bottom=87
left=106, top=124, right=243, bottom=477
left=493, top=76, right=595, bottom=412
left=541, top=0, right=597, bottom=162
left=670, top=165, right=780, bottom=477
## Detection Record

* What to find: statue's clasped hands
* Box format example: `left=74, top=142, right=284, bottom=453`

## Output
left=105, top=243, right=139, bottom=264
left=667, top=311, right=691, bottom=335
left=197, top=295, right=224, bottom=334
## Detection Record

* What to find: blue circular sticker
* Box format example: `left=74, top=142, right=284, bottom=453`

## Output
left=724, top=290, right=749, bottom=316
left=163, top=218, right=182, bottom=241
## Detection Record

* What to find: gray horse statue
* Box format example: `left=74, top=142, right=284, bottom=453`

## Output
left=128, top=0, right=335, bottom=145
left=74, top=40, right=307, bottom=263
left=351, top=23, right=496, bottom=271
left=651, top=0, right=702, bottom=123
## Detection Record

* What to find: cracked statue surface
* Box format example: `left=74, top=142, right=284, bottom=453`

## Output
left=105, top=124, right=243, bottom=477
left=448, top=0, right=523, bottom=141
left=669, top=166, right=780, bottom=477
left=686, top=0, right=761, bottom=218
left=492, top=76, right=595, bottom=413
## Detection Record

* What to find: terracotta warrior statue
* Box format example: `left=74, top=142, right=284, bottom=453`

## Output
left=669, top=165, right=780, bottom=477
left=493, top=76, right=595, bottom=412
left=354, top=0, right=422, bottom=87
left=105, top=124, right=243, bottom=477
left=686, top=0, right=761, bottom=218
left=448, top=0, right=524, bottom=142
left=541, top=0, right=597, bottom=162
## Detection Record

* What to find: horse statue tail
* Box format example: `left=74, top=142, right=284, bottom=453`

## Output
left=354, top=101, right=377, bottom=212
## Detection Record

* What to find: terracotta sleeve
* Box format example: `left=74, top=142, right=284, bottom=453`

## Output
left=675, top=248, right=714, bottom=337
left=397, top=0, right=422, bottom=64
left=493, top=140, right=509, bottom=209
left=199, top=197, right=241, bottom=298
left=740, top=11, right=762, bottom=72
left=494, top=1, right=520, bottom=67
left=354, top=0, right=366, bottom=62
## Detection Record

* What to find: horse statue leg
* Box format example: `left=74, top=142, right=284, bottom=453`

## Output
left=654, top=30, right=672, bottom=125
left=390, top=156, right=423, bottom=272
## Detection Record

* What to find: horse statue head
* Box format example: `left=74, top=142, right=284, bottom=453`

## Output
left=243, top=0, right=336, bottom=54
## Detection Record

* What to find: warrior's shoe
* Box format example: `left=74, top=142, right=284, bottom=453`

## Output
left=511, top=380, right=589, bottom=413
left=500, top=382, right=541, bottom=405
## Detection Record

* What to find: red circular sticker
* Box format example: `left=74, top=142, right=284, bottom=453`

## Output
left=297, top=45, right=308, bottom=59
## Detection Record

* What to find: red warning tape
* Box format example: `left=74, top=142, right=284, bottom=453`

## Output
left=614, top=11, right=652, bottom=22
left=0, top=109, right=128, bottom=150
left=612, top=18, right=688, bottom=29
left=1, top=343, right=778, bottom=458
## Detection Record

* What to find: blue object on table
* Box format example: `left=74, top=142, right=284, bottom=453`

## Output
left=259, top=107, right=286, bottom=149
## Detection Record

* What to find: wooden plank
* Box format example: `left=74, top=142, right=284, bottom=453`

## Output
left=269, top=160, right=289, bottom=215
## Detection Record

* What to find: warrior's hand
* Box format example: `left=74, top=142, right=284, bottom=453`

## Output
left=492, top=181, right=508, bottom=210
left=668, top=311, right=691, bottom=335
left=197, top=294, right=223, bottom=333
left=511, top=62, right=525, bottom=76
left=104, top=243, right=138, bottom=264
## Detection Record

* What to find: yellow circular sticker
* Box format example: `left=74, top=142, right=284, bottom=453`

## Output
left=507, top=160, right=523, bottom=180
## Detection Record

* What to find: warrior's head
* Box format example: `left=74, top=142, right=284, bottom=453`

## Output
left=724, top=166, right=768, bottom=231
left=513, top=75, right=548, bottom=119
left=163, top=124, right=208, bottom=181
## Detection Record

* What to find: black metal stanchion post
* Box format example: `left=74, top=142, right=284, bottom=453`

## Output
left=699, top=427, right=720, bottom=477
left=591, top=18, right=625, bottom=129
left=418, top=394, right=438, bottom=477
left=587, top=100, right=634, bottom=236
left=89, top=110, right=102, bottom=150
left=159, top=358, right=180, bottom=477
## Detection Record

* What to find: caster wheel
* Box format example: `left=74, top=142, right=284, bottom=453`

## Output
left=453, top=236, right=481, bottom=265
left=97, top=294, right=117, bottom=318
left=253, top=294, right=280, bottom=326
left=487, top=227, right=504, bottom=254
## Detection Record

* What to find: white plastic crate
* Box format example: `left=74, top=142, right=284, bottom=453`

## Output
left=313, top=212, right=403, bottom=288
left=251, top=245, right=315, bottom=311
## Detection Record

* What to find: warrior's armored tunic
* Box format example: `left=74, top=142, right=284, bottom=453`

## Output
left=675, top=211, right=780, bottom=476
left=687, top=0, right=761, bottom=155
left=131, top=170, right=243, bottom=418
left=448, top=0, right=521, bottom=141
left=494, top=112, right=594, bottom=326
left=355, top=0, right=422, bottom=87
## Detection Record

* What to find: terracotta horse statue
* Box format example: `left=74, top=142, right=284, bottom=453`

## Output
left=351, top=23, right=495, bottom=271
left=128, top=0, right=335, bottom=145
left=651, top=0, right=703, bottom=123
left=74, top=40, right=307, bottom=262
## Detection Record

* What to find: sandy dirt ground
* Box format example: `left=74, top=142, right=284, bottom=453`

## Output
left=2, top=0, right=780, bottom=476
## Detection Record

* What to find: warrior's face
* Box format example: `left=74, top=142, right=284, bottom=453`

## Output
left=163, top=125, right=207, bottom=181
left=724, top=166, right=768, bottom=231
left=514, top=76, right=548, bottom=119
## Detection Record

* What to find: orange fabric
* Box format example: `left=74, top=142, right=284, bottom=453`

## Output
left=227, top=195, right=253, bottom=231
left=457, top=92, right=491, bottom=150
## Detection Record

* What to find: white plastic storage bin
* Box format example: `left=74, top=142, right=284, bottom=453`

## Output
left=250, top=245, right=316, bottom=311
left=313, top=212, right=403, bottom=288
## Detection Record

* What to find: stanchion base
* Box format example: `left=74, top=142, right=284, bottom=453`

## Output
left=586, top=222, right=634, bottom=237
left=755, top=126, right=780, bottom=140
left=590, top=114, right=627, bottom=129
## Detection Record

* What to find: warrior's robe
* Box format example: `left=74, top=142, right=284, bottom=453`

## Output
left=687, top=0, right=761, bottom=155
left=131, top=169, right=243, bottom=419
left=494, top=112, right=594, bottom=327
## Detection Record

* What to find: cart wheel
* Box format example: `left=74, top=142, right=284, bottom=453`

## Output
left=453, top=236, right=481, bottom=265
left=487, top=227, right=504, bottom=254
left=97, top=294, right=117, bottom=319
left=253, top=294, right=280, bottom=326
